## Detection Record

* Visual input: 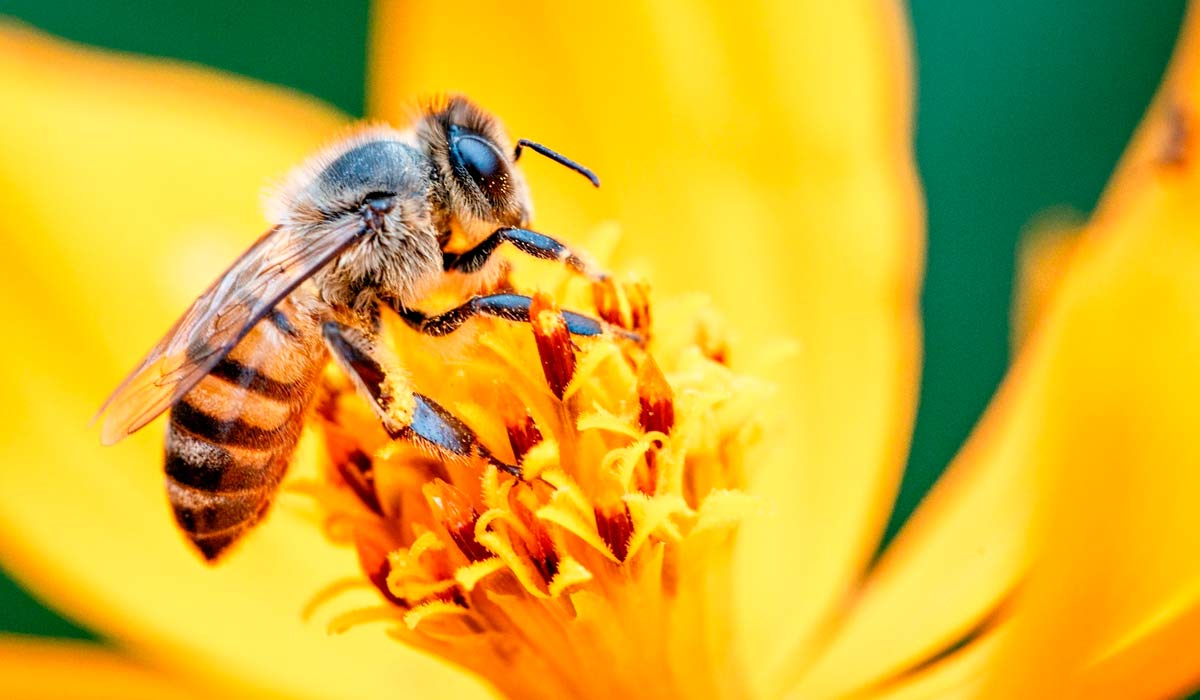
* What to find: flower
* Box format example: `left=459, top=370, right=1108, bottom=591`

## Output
left=307, top=239, right=764, bottom=699
left=1, top=2, right=1199, bottom=699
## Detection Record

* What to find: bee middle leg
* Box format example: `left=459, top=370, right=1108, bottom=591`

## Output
left=321, top=320, right=521, bottom=476
left=389, top=293, right=640, bottom=343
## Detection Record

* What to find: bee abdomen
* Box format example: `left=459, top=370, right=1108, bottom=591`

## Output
left=208, top=354, right=299, bottom=402
left=170, top=398, right=301, bottom=449
left=164, top=302, right=326, bottom=561
left=165, top=477, right=277, bottom=561
left=165, top=427, right=279, bottom=492
left=164, top=420, right=296, bottom=561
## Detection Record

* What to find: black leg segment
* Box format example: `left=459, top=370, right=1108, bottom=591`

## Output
left=401, top=393, right=514, bottom=475
left=321, top=321, right=389, bottom=409
left=443, top=227, right=606, bottom=281
left=321, top=320, right=521, bottom=476
left=395, top=293, right=612, bottom=338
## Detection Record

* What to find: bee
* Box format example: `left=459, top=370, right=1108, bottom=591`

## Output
left=98, top=96, right=621, bottom=561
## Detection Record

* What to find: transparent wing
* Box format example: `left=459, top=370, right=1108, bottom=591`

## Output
left=97, top=219, right=367, bottom=444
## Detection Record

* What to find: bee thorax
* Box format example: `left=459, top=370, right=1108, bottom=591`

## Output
left=315, top=222, right=443, bottom=311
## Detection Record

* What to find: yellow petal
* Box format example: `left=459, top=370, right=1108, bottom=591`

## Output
left=985, top=162, right=1200, bottom=699
left=369, top=1, right=923, bottom=687
left=788, top=206, right=1079, bottom=698
left=780, top=387, right=1030, bottom=697
left=0, top=25, right=490, bottom=700
left=0, top=636, right=221, bottom=700
left=1074, top=597, right=1200, bottom=699
left=790, top=5, right=1200, bottom=698
left=1009, top=208, right=1084, bottom=352
left=849, top=627, right=1005, bottom=700
left=984, top=4, right=1200, bottom=694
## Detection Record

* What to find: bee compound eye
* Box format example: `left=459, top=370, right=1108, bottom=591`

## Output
left=449, top=128, right=508, bottom=200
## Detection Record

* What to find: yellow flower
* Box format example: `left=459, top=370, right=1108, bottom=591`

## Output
left=308, top=260, right=763, bottom=699
left=2, top=2, right=1200, bottom=699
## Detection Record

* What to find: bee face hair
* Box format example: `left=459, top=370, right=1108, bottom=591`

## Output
left=416, top=95, right=533, bottom=235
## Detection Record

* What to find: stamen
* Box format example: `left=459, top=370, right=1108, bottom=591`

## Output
left=593, top=501, right=633, bottom=562
left=694, top=305, right=731, bottom=366
left=423, top=479, right=490, bottom=563
left=637, top=356, right=675, bottom=437
left=529, top=292, right=576, bottom=399
left=506, top=410, right=543, bottom=465
left=509, top=486, right=561, bottom=585
left=593, top=276, right=652, bottom=336
left=593, top=277, right=622, bottom=327
left=300, top=577, right=372, bottom=622
left=354, top=530, right=404, bottom=606
left=636, top=356, right=675, bottom=493
left=334, top=448, right=382, bottom=515
left=326, top=606, right=406, bottom=635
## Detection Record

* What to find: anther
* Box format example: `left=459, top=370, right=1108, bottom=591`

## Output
left=423, top=480, right=490, bottom=563
left=354, top=531, right=405, bottom=606
left=624, top=279, right=652, bottom=337
left=506, top=410, right=544, bottom=465
left=593, top=277, right=623, bottom=328
left=594, top=502, right=633, bottom=562
left=530, top=292, right=577, bottom=400
left=593, top=277, right=652, bottom=337
left=335, top=448, right=382, bottom=515
left=694, top=308, right=731, bottom=365
left=637, top=356, right=675, bottom=437
left=637, top=356, right=675, bottom=493
left=510, top=490, right=560, bottom=584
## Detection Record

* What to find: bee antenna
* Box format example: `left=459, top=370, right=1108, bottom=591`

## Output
left=514, top=139, right=601, bottom=188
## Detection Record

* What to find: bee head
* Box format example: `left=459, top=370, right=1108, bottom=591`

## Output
left=417, top=95, right=531, bottom=235
left=417, top=95, right=599, bottom=241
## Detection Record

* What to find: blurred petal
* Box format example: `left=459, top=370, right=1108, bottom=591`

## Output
left=791, top=5, right=1200, bottom=698
left=850, top=627, right=1005, bottom=700
left=985, top=4, right=1200, bottom=696
left=781, top=378, right=1030, bottom=697
left=1009, top=208, right=1084, bottom=352
left=0, top=636, right=220, bottom=700
left=0, top=25, right=490, bottom=700
left=369, top=1, right=923, bottom=687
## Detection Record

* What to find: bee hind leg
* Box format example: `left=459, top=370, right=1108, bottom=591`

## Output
left=320, top=321, right=521, bottom=477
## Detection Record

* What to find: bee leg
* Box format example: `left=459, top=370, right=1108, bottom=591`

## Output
left=442, top=227, right=608, bottom=281
left=320, top=321, right=521, bottom=476
left=392, top=293, right=641, bottom=343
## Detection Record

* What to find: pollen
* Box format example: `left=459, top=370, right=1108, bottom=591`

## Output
left=309, top=231, right=767, bottom=700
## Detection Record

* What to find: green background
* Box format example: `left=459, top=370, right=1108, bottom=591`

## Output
left=0, top=0, right=1189, bottom=675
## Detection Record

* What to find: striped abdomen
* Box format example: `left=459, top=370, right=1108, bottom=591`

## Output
left=165, top=298, right=327, bottom=560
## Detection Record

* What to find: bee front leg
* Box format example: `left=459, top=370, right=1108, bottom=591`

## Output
left=320, top=321, right=521, bottom=476
left=442, top=227, right=607, bottom=281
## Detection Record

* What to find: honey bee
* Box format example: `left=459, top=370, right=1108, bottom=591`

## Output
left=98, top=96, right=620, bottom=561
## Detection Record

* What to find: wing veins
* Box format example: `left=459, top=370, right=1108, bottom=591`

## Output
left=96, top=219, right=368, bottom=443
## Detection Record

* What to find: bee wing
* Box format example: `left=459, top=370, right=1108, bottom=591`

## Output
left=97, top=219, right=367, bottom=445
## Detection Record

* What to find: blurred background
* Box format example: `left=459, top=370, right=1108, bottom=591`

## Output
left=0, top=0, right=1188, bottom=644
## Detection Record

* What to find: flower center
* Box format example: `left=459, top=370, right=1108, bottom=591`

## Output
left=309, top=233, right=765, bottom=700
